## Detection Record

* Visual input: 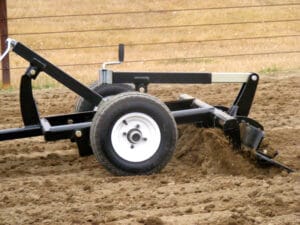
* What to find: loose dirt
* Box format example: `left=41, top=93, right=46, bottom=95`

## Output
left=0, top=72, right=299, bottom=225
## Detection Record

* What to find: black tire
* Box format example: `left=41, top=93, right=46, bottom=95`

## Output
left=75, top=82, right=133, bottom=112
left=74, top=82, right=133, bottom=157
left=90, top=92, right=178, bottom=176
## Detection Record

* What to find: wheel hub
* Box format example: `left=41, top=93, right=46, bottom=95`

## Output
left=111, top=112, right=161, bottom=162
left=127, top=128, right=143, bottom=144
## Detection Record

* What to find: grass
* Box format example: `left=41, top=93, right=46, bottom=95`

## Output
left=32, top=82, right=57, bottom=90
left=0, top=73, right=58, bottom=90
left=259, top=65, right=280, bottom=75
left=1, top=0, right=299, bottom=88
left=0, top=82, right=14, bottom=91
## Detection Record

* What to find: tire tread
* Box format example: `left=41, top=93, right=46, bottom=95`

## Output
left=90, top=92, right=177, bottom=176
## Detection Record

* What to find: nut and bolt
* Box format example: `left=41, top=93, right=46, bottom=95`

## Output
left=30, top=69, right=36, bottom=76
left=67, top=119, right=73, bottom=124
left=251, top=75, right=258, bottom=81
left=75, top=130, right=82, bottom=138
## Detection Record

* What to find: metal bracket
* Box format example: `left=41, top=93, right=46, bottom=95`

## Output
left=232, top=73, right=259, bottom=116
left=133, top=77, right=150, bottom=92
left=100, top=69, right=113, bottom=84
left=0, top=38, right=17, bottom=61
left=20, top=71, right=40, bottom=126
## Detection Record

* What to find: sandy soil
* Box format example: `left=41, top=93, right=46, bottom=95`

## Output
left=0, top=72, right=299, bottom=225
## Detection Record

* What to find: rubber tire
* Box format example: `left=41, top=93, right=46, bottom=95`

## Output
left=90, top=92, right=178, bottom=176
left=74, top=82, right=133, bottom=157
left=75, top=82, right=133, bottom=112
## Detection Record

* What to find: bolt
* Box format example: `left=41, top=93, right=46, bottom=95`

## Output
left=131, top=145, right=134, bottom=149
left=136, top=124, right=140, bottom=129
left=263, top=149, right=268, bottom=155
left=139, top=87, right=145, bottom=92
left=30, top=69, right=36, bottom=76
left=123, top=132, right=127, bottom=136
left=75, top=130, right=82, bottom=138
left=67, top=119, right=73, bottom=124
left=251, top=75, right=258, bottom=81
left=143, top=137, right=147, bottom=141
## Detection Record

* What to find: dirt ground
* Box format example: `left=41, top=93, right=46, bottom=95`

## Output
left=0, top=71, right=299, bottom=225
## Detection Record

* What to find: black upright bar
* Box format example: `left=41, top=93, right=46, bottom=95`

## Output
left=233, top=74, right=259, bottom=117
left=20, top=73, right=40, bottom=126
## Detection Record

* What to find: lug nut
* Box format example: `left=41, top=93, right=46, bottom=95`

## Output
left=143, top=137, right=147, bottom=141
left=131, top=145, right=134, bottom=149
left=123, top=120, right=128, bottom=125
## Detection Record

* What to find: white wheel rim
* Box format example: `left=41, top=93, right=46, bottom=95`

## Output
left=111, top=112, right=161, bottom=162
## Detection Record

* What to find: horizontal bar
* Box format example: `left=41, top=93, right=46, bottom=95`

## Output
left=179, top=94, right=235, bottom=122
left=172, top=107, right=214, bottom=124
left=45, top=111, right=95, bottom=126
left=212, top=72, right=251, bottom=83
left=40, top=118, right=91, bottom=133
left=41, top=118, right=92, bottom=141
left=172, top=107, right=213, bottom=118
left=112, top=72, right=252, bottom=84
left=165, top=99, right=194, bottom=111
left=48, top=122, right=92, bottom=132
left=113, top=72, right=212, bottom=84
left=0, top=125, right=42, bottom=141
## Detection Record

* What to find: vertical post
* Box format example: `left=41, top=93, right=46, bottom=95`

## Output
left=0, top=0, right=10, bottom=88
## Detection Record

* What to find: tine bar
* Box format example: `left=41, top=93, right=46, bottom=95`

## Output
left=256, top=151, right=294, bottom=173
left=179, top=93, right=235, bottom=123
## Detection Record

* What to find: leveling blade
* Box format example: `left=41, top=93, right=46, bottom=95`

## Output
left=239, top=119, right=294, bottom=173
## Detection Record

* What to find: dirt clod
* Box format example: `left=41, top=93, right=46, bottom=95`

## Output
left=143, top=217, right=165, bottom=225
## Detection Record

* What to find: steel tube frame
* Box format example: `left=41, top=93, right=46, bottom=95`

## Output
left=0, top=40, right=294, bottom=172
left=0, top=40, right=258, bottom=144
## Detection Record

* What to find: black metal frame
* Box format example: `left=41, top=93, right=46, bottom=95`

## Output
left=14, top=42, right=103, bottom=105
left=0, top=41, right=258, bottom=142
left=113, top=71, right=258, bottom=117
left=0, top=41, right=293, bottom=172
